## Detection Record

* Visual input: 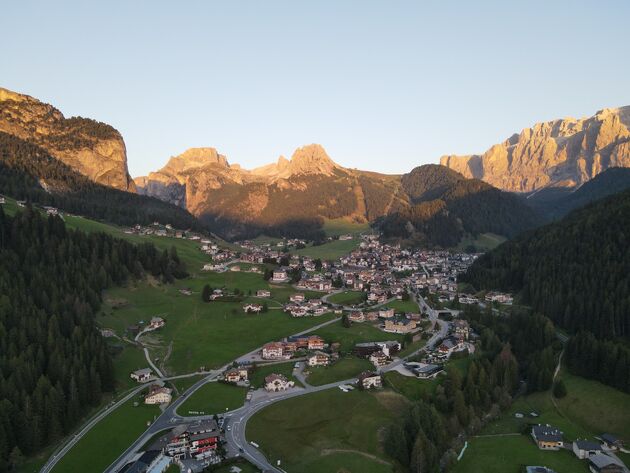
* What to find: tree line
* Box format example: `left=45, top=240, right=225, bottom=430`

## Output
left=0, top=131, right=204, bottom=231
left=565, top=332, right=630, bottom=393
left=379, top=177, right=538, bottom=248
left=461, top=188, right=630, bottom=339
left=383, top=306, right=559, bottom=472
left=0, top=207, right=185, bottom=471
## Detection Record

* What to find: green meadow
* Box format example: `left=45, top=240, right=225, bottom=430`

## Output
left=247, top=388, right=404, bottom=473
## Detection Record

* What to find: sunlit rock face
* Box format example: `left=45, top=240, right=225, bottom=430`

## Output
left=441, top=106, right=630, bottom=192
left=0, top=87, right=136, bottom=192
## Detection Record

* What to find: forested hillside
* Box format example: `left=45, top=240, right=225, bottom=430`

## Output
left=379, top=165, right=540, bottom=247
left=526, top=167, right=630, bottom=221
left=0, top=132, right=203, bottom=231
left=0, top=207, right=185, bottom=471
left=462, top=188, right=630, bottom=339
left=384, top=306, right=559, bottom=471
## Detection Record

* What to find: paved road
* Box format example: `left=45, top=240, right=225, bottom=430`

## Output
left=382, top=291, right=449, bottom=372
left=44, top=288, right=447, bottom=473
left=40, top=385, right=145, bottom=473
left=39, top=372, right=206, bottom=473
left=227, top=378, right=359, bottom=472
left=101, top=316, right=343, bottom=473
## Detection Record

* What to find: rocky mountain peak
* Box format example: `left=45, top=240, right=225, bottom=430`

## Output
left=164, top=147, right=229, bottom=173
left=249, top=144, right=340, bottom=179
left=285, top=144, right=339, bottom=176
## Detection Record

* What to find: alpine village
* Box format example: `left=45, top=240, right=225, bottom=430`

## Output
left=2, top=3, right=630, bottom=473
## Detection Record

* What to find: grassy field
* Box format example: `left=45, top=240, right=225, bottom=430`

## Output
left=249, top=362, right=301, bottom=389
left=457, top=232, right=507, bottom=252
left=383, top=371, right=438, bottom=400
left=62, top=214, right=212, bottom=271
left=555, top=369, right=630, bottom=442
left=51, top=397, right=160, bottom=473
left=178, top=381, right=247, bottom=416
left=247, top=388, right=404, bottom=473
left=2, top=196, right=213, bottom=271
left=293, top=238, right=361, bottom=260
left=313, top=320, right=403, bottom=353
left=481, top=368, right=630, bottom=442
left=99, top=276, right=336, bottom=375
left=453, top=435, right=588, bottom=473
left=327, top=290, right=365, bottom=306
left=385, top=299, right=420, bottom=313
left=111, top=343, right=149, bottom=390
left=458, top=366, right=630, bottom=473
left=321, top=218, right=371, bottom=236
left=168, top=375, right=205, bottom=396
left=306, top=356, right=373, bottom=386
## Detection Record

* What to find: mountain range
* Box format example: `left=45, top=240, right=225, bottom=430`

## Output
left=440, top=106, right=630, bottom=192
left=2, top=86, right=630, bottom=244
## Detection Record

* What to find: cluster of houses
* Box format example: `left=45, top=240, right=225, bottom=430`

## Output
left=205, top=235, right=498, bottom=326
left=239, top=238, right=308, bottom=254
left=261, top=335, right=326, bottom=360
left=530, top=424, right=627, bottom=473
left=223, top=365, right=296, bottom=392
left=417, top=319, right=471, bottom=364
left=284, top=293, right=329, bottom=317
left=124, top=222, right=209, bottom=244
left=296, top=274, right=333, bottom=291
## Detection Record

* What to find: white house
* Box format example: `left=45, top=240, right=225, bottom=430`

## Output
left=264, top=374, right=295, bottom=392
left=358, top=371, right=382, bottom=389
left=130, top=368, right=154, bottom=383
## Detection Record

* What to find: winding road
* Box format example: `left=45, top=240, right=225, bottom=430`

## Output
left=41, top=291, right=447, bottom=473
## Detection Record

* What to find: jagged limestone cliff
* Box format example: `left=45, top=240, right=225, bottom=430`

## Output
left=135, top=144, right=407, bottom=237
left=441, top=107, right=630, bottom=192
left=0, top=87, right=135, bottom=192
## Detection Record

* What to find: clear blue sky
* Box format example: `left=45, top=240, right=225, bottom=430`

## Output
left=3, top=1, right=629, bottom=177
